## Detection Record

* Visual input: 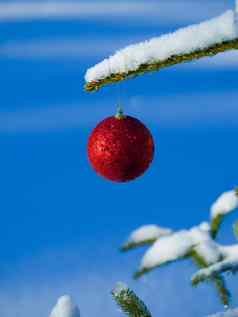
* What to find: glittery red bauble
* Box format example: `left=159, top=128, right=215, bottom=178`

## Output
left=87, top=113, right=154, bottom=182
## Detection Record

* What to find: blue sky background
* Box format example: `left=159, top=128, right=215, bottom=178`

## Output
left=1, top=1, right=238, bottom=316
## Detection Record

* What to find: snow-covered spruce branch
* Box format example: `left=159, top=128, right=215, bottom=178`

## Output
left=131, top=223, right=219, bottom=278
left=112, top=282, right=152, bottom=317
left=120, top=188, right=238, bottom=305
left=210, top=188, right=238, bottom=238
left=192, top=244, right=238, bottom=285
left=190, top=250, right=231, bottom=306
left=121, top=222, right=230, bottom=305
left=85, top=10, right=238, bottom=92
left=120, top=225, right=172, bottom=251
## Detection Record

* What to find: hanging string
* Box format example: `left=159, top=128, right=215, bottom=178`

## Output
left=116, top=80, right=126, bottom=116
left=117, top=80, right=123, bottom=109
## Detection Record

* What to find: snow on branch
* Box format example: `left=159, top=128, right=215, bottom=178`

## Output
left=210, top=188, right=238, bottom=239
left=122, top=222, right=230, bottom=305
left=192, top=245, right=238, bottom=285
left=112, top=282, right=152, bottom=317
left=134, top=223, right=220, bottom=278
left=120, top=225, right=172, bottom=251
left=85, top=10, right=238, bottom=91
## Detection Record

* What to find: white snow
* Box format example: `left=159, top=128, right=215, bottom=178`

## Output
left=140, top=230, right=192, bottom=269
left=211, top=189, right=238, bottom=219
left=199, top=222, right=211, bottom=232
left=49, top=295, right=80, bottom=317
left=139, top=223, right=220, bottom=271
left=220, top=244, right=238, bottom=258
left=192, top=245, right=238, bottom=282
left=207, top=309, right=238, bottom=317
left=85, top=10, right=238, bottom=83
left=194, top=239, right=220, bottom=265
left=112, top=282, right=129, bottom=296
left=125, top=225, right=172, bottom=246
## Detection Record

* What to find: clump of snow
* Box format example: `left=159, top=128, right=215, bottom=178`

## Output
left=139, top=223, right=220, bottom=271
left=140, top=230, right=192, bottom=269
left=211, top=190, right=238, bottom=219
left=207, top=308, right=238, bottom=317
left=194, top=239, right=221, bottom=265
left=199, top=222, right=211, bottom=232
left=219, top=244, right=238, bottom=258
left=112, top=282, right=129, bottom=296
left=140, top=223, right=221, bottom=270
left=49, top=295, right=80, bottom=317
left=125, top=225, right=172, bottom=246
left=85, top=10, right=238, bottom=83
left=192, top=245, right=238, bottom=282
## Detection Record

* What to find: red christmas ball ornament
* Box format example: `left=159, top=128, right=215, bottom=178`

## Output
left=87, top=108, right=154, bottom=182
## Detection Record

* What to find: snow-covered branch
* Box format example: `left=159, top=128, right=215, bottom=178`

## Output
left=192, top=245, right=238, bottom=285
left=210, top=188, right=238, bottom=238
left=120, top=225, right=172, bottom=251
left=122, top=222, right=231, bottom=305
left=85, top=10, right=238, bottom=91
left=120, top=187, right=238, bottom=305
left=134, top=223, right=219, bottom=278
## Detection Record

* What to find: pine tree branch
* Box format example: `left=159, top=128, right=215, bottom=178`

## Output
left=211, top=187, right=238, bottom=239
left=112, top=283, right=152, bottom=317
left=213, top=275, right=231, bottom=307
left=192, top=258, right=238, bottom=286
left=190, top=250, right=231, bottom=306
left=134, top=255, right=190, bottom=279
left=133, top=267, right=152, bottom=280
left=120, top=225, right=172, bottom=252
left=84, top=38, right=238, bottom=92
left=233, top=220, right=238, bottom=239
left=211, top=214, right=224, bottom=239
left=190, top=249, right=208, bottom=268
left=120, top=238, right=157, bottom=252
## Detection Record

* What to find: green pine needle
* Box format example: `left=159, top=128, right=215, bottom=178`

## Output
left=120, top=239, right=157, bottom=252
left=235, top=188, right=238, bottom=197
left=192, top=273, right=204, bottom=286
left=233, top=220, right=238, bottom=240
left=112, top=283, right=152, bottom=317
left=190, top=250, right=231, bottom=306
left=211, top=214, right=224, bottom=239
left=213, top=275, right=231, bottom=307
left=190, top=250, right=208, bottom=268
left=191, top=272, right=231, bottom=307
left=133, top=268, right=149, bottom=280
